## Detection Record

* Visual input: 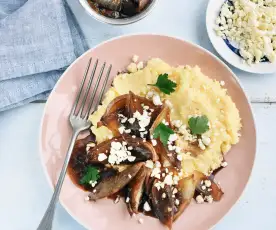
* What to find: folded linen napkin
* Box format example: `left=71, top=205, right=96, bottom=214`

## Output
left=0, top=0, right=88, bottom=112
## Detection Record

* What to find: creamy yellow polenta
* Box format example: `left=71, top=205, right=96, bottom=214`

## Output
left=89, top=58, right=242, bottom=176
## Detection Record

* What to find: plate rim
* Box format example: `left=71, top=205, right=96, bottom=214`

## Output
left=206, top=0, right=276, bottom=74
left=39, top=33, right=257, bottom=230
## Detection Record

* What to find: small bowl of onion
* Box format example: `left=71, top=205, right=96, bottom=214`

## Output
left=79, top=0, right=158, bottom=25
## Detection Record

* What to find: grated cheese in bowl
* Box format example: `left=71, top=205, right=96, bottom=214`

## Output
left=214, top=0, right=276, bottom=65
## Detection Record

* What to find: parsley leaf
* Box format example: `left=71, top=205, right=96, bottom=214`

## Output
left=149, top=74, right=177, bottom=95
left=79, top=166, right=100, bottom=185
left=153, top=123, right=175, bottom=146
left=188, top=115, right=209, bottom=135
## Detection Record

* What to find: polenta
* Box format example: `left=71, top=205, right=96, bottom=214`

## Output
left=89, top=58, right=242, bottom=176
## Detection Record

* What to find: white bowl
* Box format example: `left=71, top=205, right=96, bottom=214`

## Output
left=206, top=0, right=276, bottom=74
left=79, top=0, right=158, bottom=25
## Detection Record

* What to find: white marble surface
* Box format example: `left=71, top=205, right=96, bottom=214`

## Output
left=0, top=0, right=276, bottom=229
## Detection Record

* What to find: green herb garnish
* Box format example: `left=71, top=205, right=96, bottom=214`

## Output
left=149, top=74, right=177, bottom=95
left=153, top=123, right=175, bottom=146
left=79, top=166, right=100, bottom=185
left=188, top=115, right=209, bottom=135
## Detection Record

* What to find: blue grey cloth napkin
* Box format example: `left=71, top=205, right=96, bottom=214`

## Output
left=0, top=0, right=88, bottom=112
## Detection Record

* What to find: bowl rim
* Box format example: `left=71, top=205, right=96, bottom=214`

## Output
left=78, top=0, right=159, bottom=25
left=39, top=33, right=257, bottom=230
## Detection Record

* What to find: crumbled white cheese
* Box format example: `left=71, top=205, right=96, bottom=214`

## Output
left=151, top=139, right=157, bottom=146
left=201, top=185, right=206, bottom=190
left=221, top=161, right=228, bottom=167
left=155, top=161, right=161, bottom=168
left=133, top=110, right=151, bottom=135
left=143, top=202, right=151, bottom=212
left=128, top=117, right=135, bottom=124
left=162, top=119, right=169, bottom=126
left=198, top=139, right=206, bottom=150
left=175, top=199, right=180, bottom=206
left=124, top=129, right=131, bottom=134
left=154, top=181, right=165, bottom=190
left=220, top=81, right=225, bottom=86
left=87, top=143, right=95, bottom=148
left=205, top=180, right=212, bottom=187
left=152, top=94, right=163, bottom=106
left=146, top=90, right=155, bottom=99
left=114, top=196, right=120, bottom=204
left=108, top=141, right=135, bottom=165
left=126, top=197, right=130, bottom=203
left=151, top=167, right=161, bottom=179
left=137, top=61, right=144, bottom=70
left=118, top=126, right=125, bottom=134
left=168, top=134, right=178, bottom=142
left=138, top=218, right=144, bottom=224
left=164, top=174, right=173, bottom=186
left=84, top=196, right=90, bottom=201
left=201, top=135, right=211, bottom=146
left=176, top=154, right=182, bottom=161
left=145, top=160, right=154, bottom=169
left=162, top=193, right=167, bottom=199
left=98, top=153, right=107, bottom=162
left=168, top=144, right=176, bottom=151
left=132, top=55, right=139, bottom=63
left=205, top=195, right=213, bottom=203
left=143, top=105, right=150, bottom=110
left=214, top=0, right=276, bottom=64
left=86, top=143, right=95, bottom=152
left=128, top=174, right=132, bottom=179
left=173, top=188, right=178, bottom=194
left=128, top=156, right=136, bottom=162
left=172, top=120, right=182, bottom=128
left=121, top=117, right=128, bottom=123
left=127, top=62, right=137, bottom=73
left=196, top=195, right=204, bottom=204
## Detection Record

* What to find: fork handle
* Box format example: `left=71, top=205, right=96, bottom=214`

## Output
left=37, top=131, right=79, bottom=230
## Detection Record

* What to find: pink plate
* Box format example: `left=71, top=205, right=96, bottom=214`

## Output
left=40, top=34, right=256, bottom=230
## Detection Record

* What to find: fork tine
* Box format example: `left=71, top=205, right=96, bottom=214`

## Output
left=84, top=62, right=106, bottom=120
left=77, top=59, right=99, bottom=117
left=94, top=64, right=112, bottom=109
left=71, top=57, right=92, bottom=116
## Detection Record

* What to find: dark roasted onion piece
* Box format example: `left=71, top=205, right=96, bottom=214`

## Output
left=87, top=135, right=158, bottom=164
left=151, top=180, right=174, bottom=229
left=174, top=176, right=196, bottom=221
left=127, top=165, right=150, bottom=215
left=89, top=162, right=144, bottom=200
left=193, top=171, right=224, bottom=201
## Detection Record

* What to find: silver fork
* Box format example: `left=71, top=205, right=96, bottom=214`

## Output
left=37, top=58, right=112, bottom=230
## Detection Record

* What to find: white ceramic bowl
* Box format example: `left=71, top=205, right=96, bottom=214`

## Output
left=206, top=0, right=276, bottom=74
left=79, top=0, right=158, bottom=25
